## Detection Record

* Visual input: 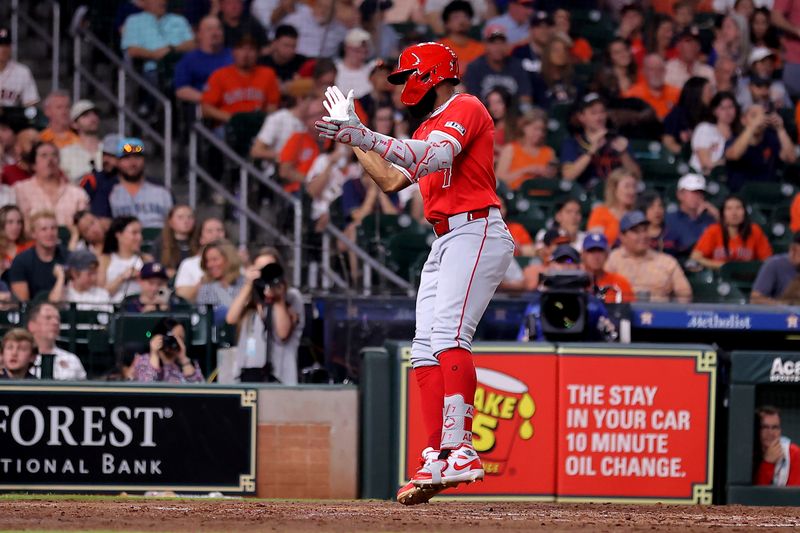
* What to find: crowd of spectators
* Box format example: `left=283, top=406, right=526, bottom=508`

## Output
left=4, top=0, right=800, bottom=379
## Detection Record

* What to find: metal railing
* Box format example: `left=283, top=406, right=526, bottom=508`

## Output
left=69, top=10, right=173, bottom=187
left=10, top=0, right=60, bottom=92
left=190, top=122, right=303, bottom=288
left=188, top=122, right=413, bottom=295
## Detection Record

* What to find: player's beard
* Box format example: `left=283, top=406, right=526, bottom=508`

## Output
left=407, top=88, right=437, bottom=119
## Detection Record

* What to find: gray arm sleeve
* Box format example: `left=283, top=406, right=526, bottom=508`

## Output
left=370, top=130, right=462, bottom=182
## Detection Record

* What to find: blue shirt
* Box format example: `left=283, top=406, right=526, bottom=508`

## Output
left=560, top=135, right=634, bottom=187
left=463, top=55, right=532, bottom=101
left=663, top=208, right=716, bottom=256
left=120, top=12, right=193, bottom=72
left=174, top=48, right=233, bottom=91
left=752, top=253, right=799, bottom=298
left=724, top=128, right=782, bottom=192
left=486, top=13, right=529, bottom=45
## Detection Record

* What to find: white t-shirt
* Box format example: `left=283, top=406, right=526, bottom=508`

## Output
left=305, top=153, right=352, bottom=221
left=690, top=122, right=726, bottom=173
left=106, top=253, right=143, bottom=303
left=255, top=109, right=305, bottom=155
left=335, top=59, right=376, bottom=100
left=33, top=346, right=87, bottom=380
left=65, top=285, right=114, bottom=312
left=174, top=255, right=203, bottom=289
left=250, top=0, right=279, bottom=29
left=0, top=60, right=40, bottom=107
left=59, top=142, right=103, bottom=183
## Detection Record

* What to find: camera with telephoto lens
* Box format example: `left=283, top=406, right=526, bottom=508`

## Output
left=162, top=332, right=180, bottom=353
left=538, top=271, right=592, bottom=340
left=253, top=263, right=284, bottom=301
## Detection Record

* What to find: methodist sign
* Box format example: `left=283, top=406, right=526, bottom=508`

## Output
left=397, top=343, right=715, bottom=503
left=0, top=384, right=257, bottom=493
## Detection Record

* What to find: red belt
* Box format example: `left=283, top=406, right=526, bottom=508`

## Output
left=432, top=208, right=491, bottom=237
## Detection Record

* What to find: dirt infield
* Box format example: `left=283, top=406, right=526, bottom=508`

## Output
left=0, top=498, right=798, bottom=532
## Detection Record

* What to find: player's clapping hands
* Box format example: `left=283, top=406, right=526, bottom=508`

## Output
left=314, top=86, right=376, bottom=152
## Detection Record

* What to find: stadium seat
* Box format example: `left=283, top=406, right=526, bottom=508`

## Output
left=719, top=261, right=763, bottom=295
left=357, top=213, right=419, bottom=252
left=225, top=111, right=267, bottom=158
left=509, top=206, right=549, bottom=235
left=58, top=226, right=70, bottom=245
left=739, top=182, right=796, bottom=219
left=690, top=279, right=747, bottom=303
left=385, top=231, right=433, bottom=282
left=571, top=9, right=616, bottom=50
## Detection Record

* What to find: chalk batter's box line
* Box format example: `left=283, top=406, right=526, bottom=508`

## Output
left=397, top=345, right=557, bottom=496
left=0, top=385, right=258, bottom=494
left=556, top=348, right=717, bottom=505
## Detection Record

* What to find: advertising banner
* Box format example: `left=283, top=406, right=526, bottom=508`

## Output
left=396, top=343, right=715, bottom=503
left=399, top=345, right=559, bottom=500
left=556, top=346, right=716, bottom=504
left=0, top=384, right=257, bottom=493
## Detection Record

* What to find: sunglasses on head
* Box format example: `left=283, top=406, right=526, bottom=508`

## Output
left=121, top=143, right=143, bottom=154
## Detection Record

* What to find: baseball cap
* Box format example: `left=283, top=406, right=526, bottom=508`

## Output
left=551, top=244, right=581, bottom=264
left=66, top=249, right=99, bottom=272
left=140, top=262, right=168, bottom=280
left=70, top=100, right=97, bottom=122
left=102, top=133, right=122, bottom=155
left=749, top=46, right=776, bottom=66
left=543, top=228, right=571, bottom=247
left=0, top=28, right=10, bottom=46
left=117, top=137, right=145, bottom=158
left=583, top=233, right=609, bottom=252
left=677, top=173, right=706, bottom=192
left=483, top=23, right=507, bottom=41
left=749, top=75, right=772, bottom=87
left=344, top=28, right=371, bottom=47
left=529, top=11, right=553, bottom=27
left=676, top=26, right=701, bottom=42
left=619, top=210, right=649, bottom=233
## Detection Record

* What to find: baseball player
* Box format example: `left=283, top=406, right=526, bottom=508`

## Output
left=315, top=42, right=514, bottom=505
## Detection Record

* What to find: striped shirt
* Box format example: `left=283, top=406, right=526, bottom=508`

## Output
left=109, top=180, right=173, bottom=228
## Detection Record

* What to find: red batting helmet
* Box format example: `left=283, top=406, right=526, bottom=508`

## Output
left=387, top=42, right=460, bottom=106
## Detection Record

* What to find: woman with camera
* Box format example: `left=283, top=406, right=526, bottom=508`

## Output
left=131, top=317, right=203, bottom=383
left=225, top=248, right=304, bottom=384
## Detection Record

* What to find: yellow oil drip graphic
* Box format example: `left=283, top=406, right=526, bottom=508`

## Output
left=518, top=393, right=535, bottom=440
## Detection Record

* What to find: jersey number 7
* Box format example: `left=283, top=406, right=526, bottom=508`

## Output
left=442, top=167, right=452, bottom=189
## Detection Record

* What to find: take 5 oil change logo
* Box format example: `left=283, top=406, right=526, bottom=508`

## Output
left=472, top=368, right=536, bottom=476
left=402, top=349, right=560, bottom=499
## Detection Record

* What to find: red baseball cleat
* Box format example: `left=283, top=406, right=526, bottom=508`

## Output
left=397, top=447, right=445, bottom=505
left=411, top=445, right=484, bottom=487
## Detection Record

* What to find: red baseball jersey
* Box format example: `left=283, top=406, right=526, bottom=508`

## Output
left=409, top=93, right=500, bottom=222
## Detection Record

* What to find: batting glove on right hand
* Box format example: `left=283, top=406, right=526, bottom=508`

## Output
left=314, top=86, right=377, bottom=152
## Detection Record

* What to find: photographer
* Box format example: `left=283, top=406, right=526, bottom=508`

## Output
left=725, top=103, right=797, bottom=192
left=560, top=93, right=640, bottom=187
left=131, top=317, right=203, bottom=383
left=121, top=261, right=186, bottom=313
left=518, top=245, right=616, bottom=342
left=225, top=248, right=304, bottom=384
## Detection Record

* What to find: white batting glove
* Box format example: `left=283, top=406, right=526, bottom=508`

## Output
left=314, top=86, right=376, bottom=152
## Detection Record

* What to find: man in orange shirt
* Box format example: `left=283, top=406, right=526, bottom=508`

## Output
left=201, top=34, right=280, bottom=123
left=623, top=54, right=680, bottom=119
left=581, top=233, right=635, bottom=304
left=39, top=90, right=78, bottom=149
left=438, top=1, right=484, bottom=73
